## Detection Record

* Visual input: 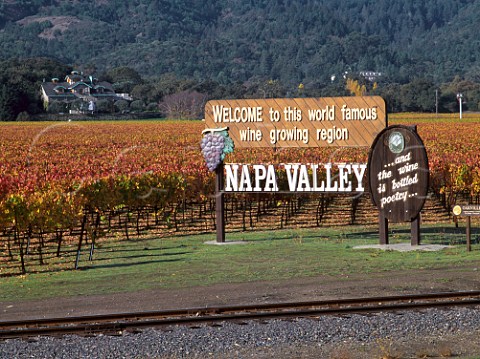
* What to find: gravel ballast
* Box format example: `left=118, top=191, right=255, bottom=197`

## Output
left=1, top=306, right=480, bottom=358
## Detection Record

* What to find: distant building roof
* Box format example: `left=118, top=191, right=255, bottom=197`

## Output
left=41, top=75, right=120, bottom=103
left=359, top=71, right=382, bottom=82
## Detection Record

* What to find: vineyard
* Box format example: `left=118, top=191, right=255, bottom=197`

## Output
left=0, top=114, right=479, bottom=274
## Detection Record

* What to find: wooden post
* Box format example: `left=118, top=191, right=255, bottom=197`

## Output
left=466, top=216, right=472, bottom=252
left=379, top=213, right=389, bottom=245
left=75, top=212, right=87, bottom=270
left=411, top=214, right=421, bottom=246
left=215, top=163, right=225, bottom=243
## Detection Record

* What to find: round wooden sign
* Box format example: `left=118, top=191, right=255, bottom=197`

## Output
left=367, top=125, right=429, bottom=223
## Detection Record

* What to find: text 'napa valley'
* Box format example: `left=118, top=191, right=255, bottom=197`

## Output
left=224, top=163, right=367, bottom=193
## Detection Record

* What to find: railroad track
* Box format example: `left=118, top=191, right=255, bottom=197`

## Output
left=1, top=291, right=480, bottom=340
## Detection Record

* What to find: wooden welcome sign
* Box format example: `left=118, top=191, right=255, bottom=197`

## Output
left=204, top=96, right=386, bottom=148
left=203, top=96, right=394, bottom=243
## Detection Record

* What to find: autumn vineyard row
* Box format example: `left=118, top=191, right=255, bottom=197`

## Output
left=1, top=114, right=479, bottom=274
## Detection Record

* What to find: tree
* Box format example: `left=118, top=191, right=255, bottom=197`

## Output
left=104, top=66, right=143, bottom=93
left=438, top=92, right=458, bottom=113
left=16, top=111, right=31, bottom=121
left=258, top=79, right=285, bottom=98
left=47, top=101, right=68, bottom=114
left=70, top=99, right=85, bottom=113
left=346, top=78, right=367, bottom=96
left=159, top=90, right=206, bottom=119
left=0, top=57, right=71, bottom=117
left=129, top=100, right=145, bottom=112
left=114, top=99, right=130, bottom=113
left=399, top=78, right=435, bottom=112
left=130, top=83, right=162, bottom=103
left=378, top=83, right=403, bottom=113
left=0, top=84, right=16, bottom=121
left=96, top=99, right=112, bottom=113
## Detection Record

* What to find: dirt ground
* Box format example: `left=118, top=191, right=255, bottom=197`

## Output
left=1, top=266, right=480, bottom=358
left=1, top=266, right=478, bottom=321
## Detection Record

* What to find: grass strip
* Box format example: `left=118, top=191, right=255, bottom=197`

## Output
left=0, top=224, right=479, bottom=302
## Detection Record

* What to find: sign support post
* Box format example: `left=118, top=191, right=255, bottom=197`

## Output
left=379, top=213, right=389, bottom=245
left=215, top=163, right=225, bottom=243
left=411, top=215, right=421, bottom=245
left=466, top=216, right=471, bottom=252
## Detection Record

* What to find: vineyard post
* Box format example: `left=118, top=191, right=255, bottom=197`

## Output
left=75, top=212, right=87, bottom=270
left=215, top=163, right=225, bottom=243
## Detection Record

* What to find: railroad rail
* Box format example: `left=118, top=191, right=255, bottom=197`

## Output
left=1, top=291, right=480, bottom=340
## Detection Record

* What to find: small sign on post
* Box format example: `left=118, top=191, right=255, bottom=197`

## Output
left=452, top=204, right=479, bottom=251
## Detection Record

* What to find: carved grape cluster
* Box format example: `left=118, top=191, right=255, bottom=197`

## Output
left=200, top=129, right=234, bottom=171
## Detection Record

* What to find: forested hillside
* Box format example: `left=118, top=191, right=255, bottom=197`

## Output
left=1, top=0, right=479, bottom=86
left=1, top=0, right=480, bottom=119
